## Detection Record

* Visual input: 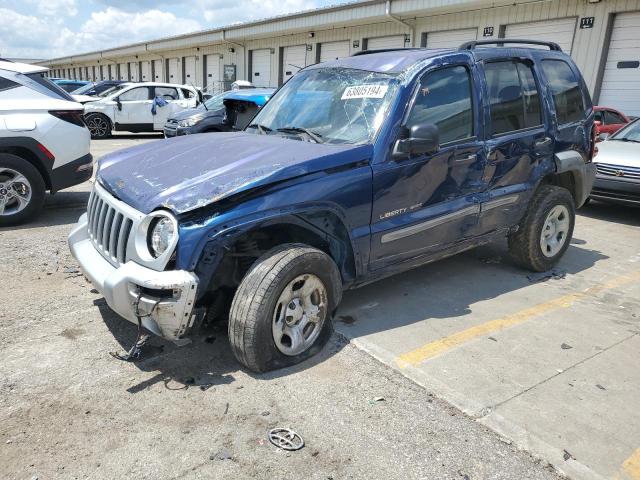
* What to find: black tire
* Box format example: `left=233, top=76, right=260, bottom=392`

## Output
left=0, top=153, right=46, bottom=227
left=85, top=113, right=112, bottom=139
left=508, top=185, right=575, bottom=272
left=228, top=244, right=342, bottom=373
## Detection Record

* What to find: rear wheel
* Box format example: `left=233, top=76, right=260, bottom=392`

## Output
left=85, top=113, right=112, bottom=139
left=508, top=185, right=575, bottom=272
left=0, top=153, right=46, bottom=227
left=228, top=244, right=342, bottom=372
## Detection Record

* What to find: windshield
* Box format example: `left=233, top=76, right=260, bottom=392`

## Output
left=72, top=82, right=96, bottom=95
left=247, top=67, right=399, bottom=145
left=610, top=119, right=640, bottom=142
left=201, top=91, right=226, bottom=110
left=99, top=84, right=128, bottom=98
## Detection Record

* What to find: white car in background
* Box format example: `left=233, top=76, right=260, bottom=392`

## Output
left=83, top=82, right=200, bottom=139
left=0, top=60, right=92, bottom=226
left=591, top=119, right=640, bottom=206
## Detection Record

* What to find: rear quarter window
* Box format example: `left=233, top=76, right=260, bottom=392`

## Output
left=0, top=76, right=20, bottom=92
left=541, top=59, right=586, bottom=125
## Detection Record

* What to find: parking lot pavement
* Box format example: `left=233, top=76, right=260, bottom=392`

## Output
left=336, top=203, right=640, bottom=480
left=0, top=136, right=561, bottom=480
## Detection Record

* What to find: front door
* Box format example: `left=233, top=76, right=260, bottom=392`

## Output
left=152, top=86, right=182, bottom=130
left=370, top=63, right=485, bottom=270
left=113, top=86, right=153, bottom=131
left=477, top=59, right=552, bottom=234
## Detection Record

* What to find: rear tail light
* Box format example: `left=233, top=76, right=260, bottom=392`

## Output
left=49, top=110, right=86, bottom=128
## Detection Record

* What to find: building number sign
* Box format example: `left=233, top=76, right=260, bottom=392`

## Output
left=580, top=17, right=595, bottom=29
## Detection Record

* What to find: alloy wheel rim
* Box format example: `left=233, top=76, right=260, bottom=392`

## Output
left=0, top=167, right=32, bottom=216
left=272, top=274, right=328, bottom=356
left=87, top=116, right=108, bottom=137
left=540, top=205, right=570, bottom=257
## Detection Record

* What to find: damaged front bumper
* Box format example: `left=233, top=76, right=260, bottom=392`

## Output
left=68, top=213, right=199, bottom=342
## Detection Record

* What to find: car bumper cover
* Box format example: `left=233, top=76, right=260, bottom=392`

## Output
left=591, top=175, right=640, bottom=206
left=68, top=212, right=199, bottom=341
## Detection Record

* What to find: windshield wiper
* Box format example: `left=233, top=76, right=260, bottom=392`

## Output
left=247, top=123, right=272, bottom=135
left=276, top=127, right=324, bottom=143
left=612, top=137, right=640, bottom=143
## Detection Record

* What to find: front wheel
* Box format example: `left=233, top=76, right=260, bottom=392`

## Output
left=85, top=113, right=112, bottom=139
left=508, top=185, right=575, bottom=272
left=228, top=244, right=342, bottom=372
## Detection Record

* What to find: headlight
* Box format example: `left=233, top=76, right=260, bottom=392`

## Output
left=148, top=215, right=176, bottom=258
left=178, top=117, right=199, bottom=127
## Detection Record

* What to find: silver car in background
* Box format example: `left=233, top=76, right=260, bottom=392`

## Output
left=591, top=119, right=640, bottom=206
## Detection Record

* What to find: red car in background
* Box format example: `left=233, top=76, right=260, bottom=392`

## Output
left=594, top=106, right=630, bottom=140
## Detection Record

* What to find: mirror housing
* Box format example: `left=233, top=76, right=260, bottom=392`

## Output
left=116, top=97, right=122, bottom=111
left=395, top=123, right=440, bottom=157
left=599, top=132, right=610, bottom=141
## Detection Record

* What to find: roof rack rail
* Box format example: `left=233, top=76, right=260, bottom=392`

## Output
left=458, top=39, right=562, bottom=52
left=352, top=48, right=420, bottom=56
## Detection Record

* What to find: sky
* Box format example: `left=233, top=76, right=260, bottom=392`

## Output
left=0, top=0, right=342, bottom=60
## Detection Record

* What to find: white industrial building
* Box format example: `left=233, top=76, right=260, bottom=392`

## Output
left=40, top=0, right=640, bottom=115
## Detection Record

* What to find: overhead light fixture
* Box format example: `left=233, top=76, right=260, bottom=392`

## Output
left=308, top=32, right=315, bottom=38
left=228, top=47, right=235, bottom=53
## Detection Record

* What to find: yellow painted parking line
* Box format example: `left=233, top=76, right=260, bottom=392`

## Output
left=396, top=271, right=640, bottom=368
left=622, top=448, right=640, bottom=479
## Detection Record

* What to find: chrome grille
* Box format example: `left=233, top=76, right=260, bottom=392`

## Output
left=596, top=163, right=640, bottom=179
left=86, top=185, right=135, bottom=266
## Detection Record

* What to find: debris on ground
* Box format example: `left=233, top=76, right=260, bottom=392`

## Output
left=595, top=384, right=606, bottom=390
left=561, top=343, right=573, bottom=350
left=369, top=396, right=385, bottom=404
left=527, top=269, right=566, bottom=283
left=480, top=256, right=502, bottom=264
left=338, top=315, right=356, bottom=325
left=62, top=267, right=80, bottom=274
left=210, top=449, right=233, bottom=461
left=261, top=411, right=270, bottom=416
left=488, top=337, right=498, bottom=342
left=563, top=450, right=574, bottom=461
left=268, top=428, right=305, bottom=451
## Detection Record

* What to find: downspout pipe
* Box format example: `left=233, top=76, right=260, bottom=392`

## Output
left=385, top=0, right=415, bottom=47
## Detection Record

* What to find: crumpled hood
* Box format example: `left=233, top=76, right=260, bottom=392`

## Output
left=169, top=106, right=224, bottom=121
left=97, top=132, right=372, bottom=214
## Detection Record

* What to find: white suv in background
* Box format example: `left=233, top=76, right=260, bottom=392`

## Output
left=83, top=82, right=200, bottom=139
left=0, top=60, right=92, bottom=226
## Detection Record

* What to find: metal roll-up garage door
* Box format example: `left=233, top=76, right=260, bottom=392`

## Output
left=184, top=56, right=196, bottom=85
left=366, top=35, right=406, bottom=50
left=319, top=40, right=350, bottom=63
left=504, top=18, right=577, bottom=54
left=282, top=45, right=307, bottom=83
left=598, top=12, right=640, bottom=116
left=205, top=55, right=221, bottom=92
left=118, top=63, right=128, bottom=80
left=140, top=61, right=151, bottom=82
left=129, top=62, right=139, bottom=82
left=153, top=59, right=163, bottom=81
left=168, top=58, right=180, bottom=83
left=252, top=49, right=272, bottom=87
left=424, top=28, right=477, bottom=49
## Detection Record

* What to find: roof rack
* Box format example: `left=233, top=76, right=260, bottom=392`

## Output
left=352, top=48, right=421, bottom=56
left=459, top=39, right=562, bottom=52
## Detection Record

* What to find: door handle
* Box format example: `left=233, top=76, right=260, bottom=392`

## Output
left=535, top=137, right=552, bottom=148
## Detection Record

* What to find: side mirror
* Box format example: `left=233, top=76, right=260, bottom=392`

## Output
left=594, top=120, right=602, bottom=127
left=395, top=123, right=439, bottom=157
left=116, top=97, right=122, bottom=111
left=599, top=132, right=610, bottom=141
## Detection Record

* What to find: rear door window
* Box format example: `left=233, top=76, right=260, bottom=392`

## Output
left=405, top=65, right=474, bottom=144
left=605, top=110, right=626, bottom=124
left=154, top=87, right=179, bottom=100
left=484, top=60, right=543, bottom=136
left=541, top=59, right=586, bottom=125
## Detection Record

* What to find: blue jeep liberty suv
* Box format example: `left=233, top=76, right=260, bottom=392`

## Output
left=69, top=40, right=597, bottom=372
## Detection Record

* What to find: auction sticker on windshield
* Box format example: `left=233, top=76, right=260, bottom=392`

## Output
left=341, top=85, right=388, bottom=100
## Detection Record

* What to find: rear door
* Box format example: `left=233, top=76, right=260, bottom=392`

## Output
left=152, top=86, right=181, bottom=129
left=478, top=59, right=550, bottom=233
left=113, top=86, right=153, bottom=130
left=370, top=63, right=485, bottom=270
